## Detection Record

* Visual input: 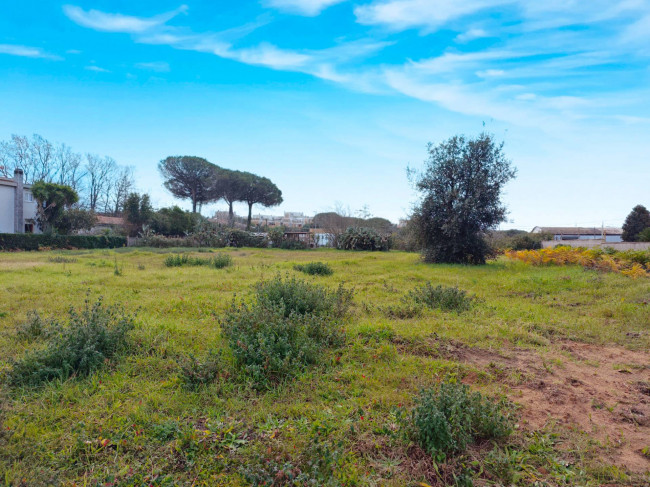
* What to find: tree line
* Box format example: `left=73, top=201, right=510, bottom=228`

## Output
left=0, top=134, right=134, bottom=214
left=158, top=156, right=282, bottom=229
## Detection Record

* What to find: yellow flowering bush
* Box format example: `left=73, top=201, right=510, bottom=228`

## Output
left=506, top=247, right=650, bottom=278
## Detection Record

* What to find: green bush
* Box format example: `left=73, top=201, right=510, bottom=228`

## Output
left=255, top=275, right=352, bottom=319
left=294, top=261, right=333, bottom=276
left=164, top=253, right=233, bottom=268
left=226, top=230, right=268, bottom=248
left=411, top=382, right=512, bottom=458
left=9, top=298, right=135, bottom=387
left=337, top=227, right=391, bottom=251
left=406, top=282, right=473, bottom=312
left=221, top=276, right=350, bottom=387
left=0, top=233, right=126, bottom=251
left=177, top=351, right=224, bottom=390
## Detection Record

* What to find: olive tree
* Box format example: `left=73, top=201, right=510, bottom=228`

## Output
left=411, top=133, right=516, bottom=264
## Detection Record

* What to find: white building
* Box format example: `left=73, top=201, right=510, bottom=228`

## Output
left=531, top=226, right=623, bottom=243
left=252, top=212, right=313, bottom=228
left=0, top=169, right=39, bottom=234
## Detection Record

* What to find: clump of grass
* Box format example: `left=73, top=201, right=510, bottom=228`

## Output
left=15, top=311, right=58, bottom=342
left=164, top=253, right=233, bottom=269
left=406, top=282, right=473, bottom=312
left=294, top=261, right=333, bottom=276
left=221, top=276, right=350, bottom=388
left=48, top=256, right=77, bottom=264
left=408, top=382, right=512, bottom=459
left=8, top=297, right=135, bottom=387
left=177, top=351, right=226, bottom=390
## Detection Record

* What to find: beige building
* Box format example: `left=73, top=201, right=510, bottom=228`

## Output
left=252, top=212, right=313, bottom=228
left=0, top=169, right=39, bottom=234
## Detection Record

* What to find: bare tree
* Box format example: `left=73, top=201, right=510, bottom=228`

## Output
left=109, top=166, right=134, bottom=214
left=85, top=154, right=117, bottom=211
left=55, top=143, right=84, bottom=191
left=29, top=134, right=55, bottom=182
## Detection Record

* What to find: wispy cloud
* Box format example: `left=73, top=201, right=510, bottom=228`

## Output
left=455, top=28, right=489, bottom=43
left=0, top=43, right=61, bottom=60
left=263, top=0, right=347, bottom=16
left=135, top=61, right=170, bottom=72
left=63, top=4, right=188, bottom=33
left=85, top=65, right=110, bottom=73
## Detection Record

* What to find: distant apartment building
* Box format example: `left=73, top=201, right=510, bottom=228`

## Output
left=0, top=169, right=39, bottom=234
left=252, top=212, right=313, bottom=228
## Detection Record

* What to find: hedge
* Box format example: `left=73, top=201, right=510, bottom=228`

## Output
left=0, top=234, right=127, bottom=251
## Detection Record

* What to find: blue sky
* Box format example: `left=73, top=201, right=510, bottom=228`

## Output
left=1, top=0, right=649, bottom=228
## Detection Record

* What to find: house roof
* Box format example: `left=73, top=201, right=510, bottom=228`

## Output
left=532, top=226, right=622, bottom=235
left=96, top=215, right=124, bottom=225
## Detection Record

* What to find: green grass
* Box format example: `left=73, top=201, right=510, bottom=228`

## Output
left=0, top=248, right=648, bottom=485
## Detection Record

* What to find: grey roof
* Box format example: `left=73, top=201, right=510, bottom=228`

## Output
left=532, top=226, right=622, bottom=235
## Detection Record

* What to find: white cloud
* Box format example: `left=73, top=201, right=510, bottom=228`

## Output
left=135, top=61, right=171, bottom=72
left=355, top=0, right=514, bottom=31
left=66, top=49, right=82, bottom=54
left=85, top=65, right=110, bottom=72
left=0, top=44, right=61, bottom=60
left=455, top=28, right=489, bottom=43
left=263, top=0, right=346, bottom=16
left=476, top=68, right=505, bottom=78
left=63, top=4, right=188, bottom=33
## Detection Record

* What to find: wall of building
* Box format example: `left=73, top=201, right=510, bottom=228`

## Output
left=542, top=240, right=650, bottom=250
left=0, top=185, right=15, bottom=233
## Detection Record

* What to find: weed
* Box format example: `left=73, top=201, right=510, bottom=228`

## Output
left=48, top=256, right=77, bottom=264
left=294, top=261, right=334, bottom=276
left=15, top=311, right=58, bottom=342
left=177, top=351, right=225, bottom=390
left=113, top=258, right=123, bottom=276
left=164, top=253, right=233, bottom=268
left=9, top=297, right=135, bottom=387
left=406, top=282, right=473, bottom=312
left=410, top=382, right=512, bottom=459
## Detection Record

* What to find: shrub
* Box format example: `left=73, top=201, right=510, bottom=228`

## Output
left=221, top=276, right=350, bottom=387
left=337, top=227, right=391, bottom=251
left=48, top=256, right=78, bottom=264
left=0, top=234, right=126, bottom=251
left=9, top=298, right=135, bottom=386
left=226, top=230, right=268, bottom=248
left=294, top=261, right=333, bottom=276
left=15, top=311, right=58, bottom=342
left=255, top=275, right=352, bottom=319
left=411, top=382, right=512, bottom=458
left=406, top=282, right=473, bottom=312
left=164, top=253, right=233, bottom=268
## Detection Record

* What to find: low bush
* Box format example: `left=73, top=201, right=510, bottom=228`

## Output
left=221, top=276, right=350, bottom=387
left=9, top=298, right=135, bottom=387
left=15, top=311, right=57, bottom=342
left=294, top=261, right=333, bottom=276
left=164, top=253, right=233, bottom=268
left=337, top=227, right=391, bottom=251
left=255, top=275, right=352, bottom=319
left=0, top=233, right=126, bottom=251
left=406, top=282, right=473, bottom=312
left=48, top=256, right=78, bottom=264
left=177, top=351, right=225, bottom=390
left=410, top=382, right=512, bottom=459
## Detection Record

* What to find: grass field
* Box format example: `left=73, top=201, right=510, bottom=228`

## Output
left=0, top=248, right=648, bottom=485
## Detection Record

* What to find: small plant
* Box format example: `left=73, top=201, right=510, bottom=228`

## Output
left=210, top=253, right=233, bottom=269
left=15, top=311, right=58, bottom=342
left=410, top=382, right=512, bottom=459
left=48, top=256, right=78, bottom=264
left=406, top=282, right=473, bottom=312
left=294, top=261, right=333, bottom=276
left=164, top=253, right=233, bottom=268
left=9, top=297, right=135, bottom=387
left=137, top=263, right=146, bottom=270
left=113, top=258, right=123, bottom=276
left=177, top=351, right=225, bottom=390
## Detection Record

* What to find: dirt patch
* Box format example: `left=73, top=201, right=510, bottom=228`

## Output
left=458, top=341, right=650, bottom=474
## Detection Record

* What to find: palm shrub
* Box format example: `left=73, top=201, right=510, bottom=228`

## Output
left=411, top=382, right=512, bottom=459
left=9, top=298, right=135, bottom=386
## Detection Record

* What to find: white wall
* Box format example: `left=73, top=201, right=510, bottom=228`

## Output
left=0, top=185, right=14, bottom=233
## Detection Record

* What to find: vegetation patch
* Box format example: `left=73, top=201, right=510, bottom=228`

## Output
left=294, top=261, right=334, bottom=276
left=408, top=382, right=512, bottom=459
left=164, top=253, right=233, bottom=268
left=407, top=282, right=473, bottom=312
left=8, top=297, right=135, bottom=387
left=221, top=276, right=350, bottom=387
left=337, top=227, right=391, bottom=251
left=507, top=247, right=650, bottom=278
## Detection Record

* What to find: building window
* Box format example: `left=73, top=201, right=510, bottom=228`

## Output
left=24, top=191, right=33, bottom=202
left=25, top=223, right=34, bottom=233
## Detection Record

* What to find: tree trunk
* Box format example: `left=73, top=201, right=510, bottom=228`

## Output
left=247, top=202, right=253, bottom=230
left=192, top=198, right=197, bottom=213
left=228, top=202, right=234, bottom=227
